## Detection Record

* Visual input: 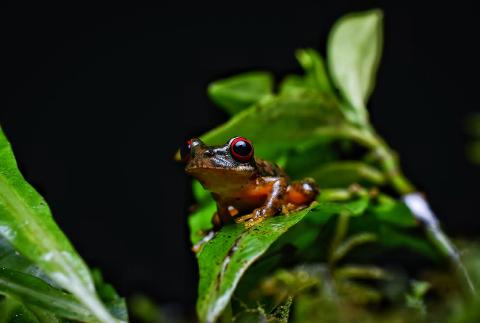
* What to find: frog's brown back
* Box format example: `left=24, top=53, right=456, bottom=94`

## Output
left=254, top=158, right=288, bottom=178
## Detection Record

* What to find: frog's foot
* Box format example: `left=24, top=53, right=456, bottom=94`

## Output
left=234, top=212, right=255, bottom=224
left=242, top=207, right=276, bottom=228
left=234, top=207, right=272, bottom=225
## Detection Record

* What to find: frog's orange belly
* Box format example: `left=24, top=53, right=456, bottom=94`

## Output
left=228, top=194, right=268, bottom=214
left=219, top=184, right=269, bottom=213
left=220, top=182, right=315, bottom=216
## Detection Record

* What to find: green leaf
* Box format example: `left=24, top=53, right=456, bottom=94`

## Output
left=283, top=142, right=338, bottom=180
left=207, top=71, right=274, bottom=115
left=279, top=74, right=310, bottom=95
left=295, top=48, right=334, bottom=94
left=128, top=294, right=164, bottom=323
left=0, top=297, right=41, bottom=323
left=269, top=296, right=292, bottom=323
left=310, top=195, right=370, bottom=224
left=331, top=233, right=377, bottom=264
left=196, top=204, right=318, bottom=323
left=280, top=49, right=334, bottom=96
left=188, top=202, right=216, bottom=245
left=92, top=269, right=128, bottom=322
left=306, top=161, right=386, bottom=188
left=327, top=9, right=383, bottom=125
left=0, top=127, right=119, bottom=323
left=370, top=195, right=417, bottom=227
left=201, top=92, right=342, bottom=160
left=0, top=268, right=94, bottom=322
left=334, top=265, right=387, bottom=281
left=192, top=180, right=212, bottom=205
left=378, top=225, right=439, bottom=260
left=405, top=280, right=430, bottom=315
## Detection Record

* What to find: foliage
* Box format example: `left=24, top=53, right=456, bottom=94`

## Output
left=187, top=9, right=475, bottom=323
left=0, top=128, right=127, bottom=321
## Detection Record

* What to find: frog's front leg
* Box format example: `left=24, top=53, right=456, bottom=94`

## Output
left=212, top=200, right=236, bottom=229
left=236, top=177, right=287, bottom=228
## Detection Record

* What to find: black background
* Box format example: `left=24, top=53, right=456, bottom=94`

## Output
left=1, top=1, right=479, bottom=310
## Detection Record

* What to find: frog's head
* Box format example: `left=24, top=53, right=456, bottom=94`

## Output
left=181, top=137, right=257, bottom=188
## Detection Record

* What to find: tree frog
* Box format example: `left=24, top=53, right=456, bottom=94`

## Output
left=181, top=136, right=319, bottom=228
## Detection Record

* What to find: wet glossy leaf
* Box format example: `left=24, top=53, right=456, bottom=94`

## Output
left=208, top=71, right=274, bottom=115
left=201, top=92, right=342, bottom=160
left=196, top=204, right=318, bottom=323
left=327, top=9, right=383, bottom=125
left=0, top=228, right=127, bottom=322
left=194, top=197, right=375, bottom=323
left=0, top=268, right=93, bottom=322
left=0, top=236, right=57, bottom=289
left=0, top=128, right=118, bottom=323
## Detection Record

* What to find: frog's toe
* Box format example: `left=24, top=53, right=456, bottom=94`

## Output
left=244, top=214, right=267, bottom=228
left=234, top=213, right=254, bottom=223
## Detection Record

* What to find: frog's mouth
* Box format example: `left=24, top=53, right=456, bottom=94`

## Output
left=186, top=167, right=255, bottom=193
left=185, top=165, right=255, bottom=177
left=185, top=153, right=256, bottom=174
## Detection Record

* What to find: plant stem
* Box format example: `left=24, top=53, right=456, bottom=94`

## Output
left=312, top=125, right=415, bottom=194
left=315, top=125, right=476, bottom=294
left=328, top=213, right=349, bottom=269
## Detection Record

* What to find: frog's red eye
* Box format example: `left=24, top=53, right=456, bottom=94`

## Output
left=180, top=139, right=192, bottom=161
left=229, top=137, right=254, bottom=162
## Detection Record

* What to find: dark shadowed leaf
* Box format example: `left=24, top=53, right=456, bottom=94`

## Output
left=370, top=195, right=417, bottom=228
left=378, top=225, right=439, bottom=260
left=308, top=196, right=370, bottom=224
left=305, top=161, right=385, bottom=188
left=0, top=297, right=41, bottom=323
